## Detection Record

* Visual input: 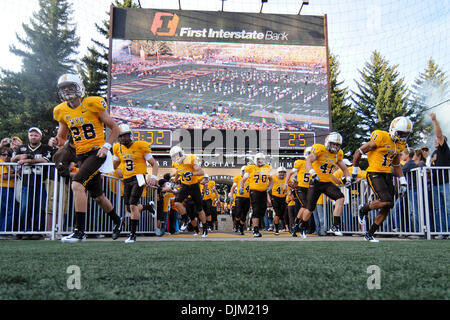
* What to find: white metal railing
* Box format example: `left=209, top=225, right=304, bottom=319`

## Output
left=322, top=167, right=450, bottom=239
left=0, top=163, right=157, bottom=239
left=1, top=163, right=448, bottom=239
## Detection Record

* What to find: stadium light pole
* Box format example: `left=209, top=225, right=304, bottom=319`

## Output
left=260, top=0, right=268, bottom=14
left=178, top=0, right=182, bottom=10
left=298, top=1, right=309, bottom=15
left=221, top=0, right=225, bottom=12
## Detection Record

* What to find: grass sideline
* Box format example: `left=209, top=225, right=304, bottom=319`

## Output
left=0, top=240, right=448, bottom=300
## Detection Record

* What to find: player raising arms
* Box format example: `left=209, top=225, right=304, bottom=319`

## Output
left=292, top=132, right=351, bottom=238
left=240, top=153, right=273, bottom=238
left=353, top=117, right=412, bottom=243
left=112, top=124, right=159, bottom=243
left=53, top=74, right=122, bottom=243
left=170, top=146, right=209, bottom=238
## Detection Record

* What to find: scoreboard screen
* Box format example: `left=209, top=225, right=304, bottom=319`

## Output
left=132, top=129, right=172, bottom=148
left=279, top=131, right=316, bottom=149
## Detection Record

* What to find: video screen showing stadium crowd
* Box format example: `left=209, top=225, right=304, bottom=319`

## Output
left=0, top=72, right=449, bottom=242
left=109, top=40, right=329, bottom=131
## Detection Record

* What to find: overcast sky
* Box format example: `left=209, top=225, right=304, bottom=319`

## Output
left=0, top=0, right=448, bottom=93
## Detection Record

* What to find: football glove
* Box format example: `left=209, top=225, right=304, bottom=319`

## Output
left=239, top=187, right=244, bottom=195
left=344, top=176, right=352, bottom=188
left=308, top=169, right=320, bottom=185
left=311, top=173, right=320, bottom=185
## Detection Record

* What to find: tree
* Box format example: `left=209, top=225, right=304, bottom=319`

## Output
left=79, top=0, right=138, bottom=98
left=351, top=51, right=420, bottom=144
left=410, top=58, right=448, bottom=145
left=329, top=53, right=362, bottom=156
left=0, top=0, right=79, bottom=140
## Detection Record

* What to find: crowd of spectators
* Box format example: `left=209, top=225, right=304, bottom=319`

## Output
left=111, top=105, right=288, bottom=131
left=112, top=41, right=327, bottom=79
left=0, top=128, right=56, bottom=238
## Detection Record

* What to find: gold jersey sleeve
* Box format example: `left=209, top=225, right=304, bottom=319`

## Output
left=294, top=159, right=311, bottom=188
left=234, top=175, right=250, bottom=198
left=366, top=130, right=406, bottom=173
left=54, top=96, right=108, bottom=155
left=246, top=164, right=272, bottom=192
left=0, top=159, right=14, bottom=188
left=173, top=155, right=202, bottom=185
left=272, top=176, right=287, bottom=197
left=163, top=192, right=174, bottom=212
left=311, top=144, right=344, bottom=183
left=108, top=168, right=124, bottom=196
left=112, top=141, right=151, bottom=180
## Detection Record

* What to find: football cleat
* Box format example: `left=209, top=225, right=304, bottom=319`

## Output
left=61, top=229, right=86, bottom=243
left=291, top=224, right=299, bottom=237
left=330, top=225, right=343, bottom=236
left=180, top=216, right=190, bottom=232
left=300, top=230, right=307, bottom=239
left=124, top=233, right=136, bottom=243
left=358, top=205, right=367, bottom=226
left=239, top=224, right=245, bottom=235
left=253, top=227, right=262, bottom=237
left=112, top=217, right=123, bottom=240
left=364, top=232, right=379, bottom=243
left=146, top=201, right=156, bottom=216
left=202, top=229, right=208, bottom=238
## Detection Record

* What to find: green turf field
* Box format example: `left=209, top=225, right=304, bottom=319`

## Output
left=0, top=240, right=448, bottom=300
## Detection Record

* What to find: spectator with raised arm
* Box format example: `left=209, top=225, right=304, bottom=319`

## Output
left=429, top=112, right=450, bottom=238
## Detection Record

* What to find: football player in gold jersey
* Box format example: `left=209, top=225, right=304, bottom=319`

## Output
left=286, top=176, right=297, bottom=232
left=229, top=166, right=250, bottom=235
left=269, top=167, right=287, bottom=235
left=170, top=146, right=209, bottom=238
left=240, top=153, right=273, bottom=237
left=53, top=74, right=122, bottom=243
left=352, top=116, right=412, bottom=242
left=286, top=147, right=312, bottom=235
left=200, top=174, right=220, bottom=232
left=293, top=132, right=351, bottom=238
left=112, top=124, right=159, bottom=243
